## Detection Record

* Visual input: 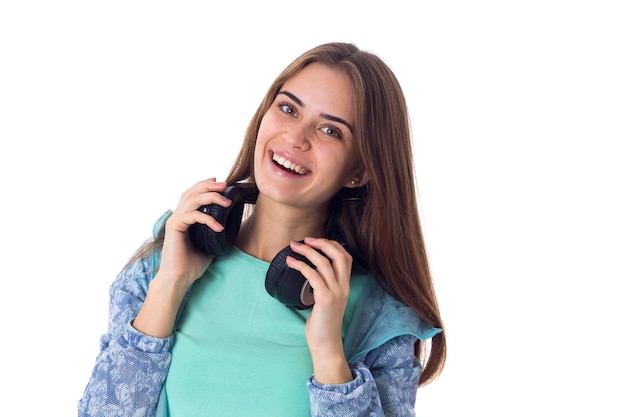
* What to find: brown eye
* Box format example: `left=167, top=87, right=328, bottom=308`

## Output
left=321, top=126, right=342, bottom=139
left=279, top=103, right=296, bottom=116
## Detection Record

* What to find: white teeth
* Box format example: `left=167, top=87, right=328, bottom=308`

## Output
left=272, top=154, right=306, bottom=175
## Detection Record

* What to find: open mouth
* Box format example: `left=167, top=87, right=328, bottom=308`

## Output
left=272, top=153, right=306, bottom=175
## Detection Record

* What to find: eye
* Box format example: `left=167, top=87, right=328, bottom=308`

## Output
left=321, top=125, right=343, bottom=139
left=278, top=102, right=297, bottom=116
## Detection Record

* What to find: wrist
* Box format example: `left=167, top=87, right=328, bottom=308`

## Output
left=149, top=271, right=191, bottom=301
left=132, top=273, right=189, bottom=338
left=311, top=351, right=353, bottom=385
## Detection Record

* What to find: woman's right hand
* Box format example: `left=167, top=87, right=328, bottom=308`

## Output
left=158, top=178, right=231, bottom=289
left=133, top=178, right=231, bottom=337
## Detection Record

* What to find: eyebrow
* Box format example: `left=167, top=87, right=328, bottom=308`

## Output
left=278, top=90, right=354, bottom=134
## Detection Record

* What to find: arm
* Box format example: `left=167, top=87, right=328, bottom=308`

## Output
left=79, top=179, right=231, bottom=417
left=287, top=239, right=421, bottom=415
left=78, top=250, right=174, bottom=417
left=308, top=334, right=421, bottom=417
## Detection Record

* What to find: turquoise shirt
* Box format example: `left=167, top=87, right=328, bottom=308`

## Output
left=162, top=246, right=368, bottom=416
left=79, top=209, right=441, bottom=417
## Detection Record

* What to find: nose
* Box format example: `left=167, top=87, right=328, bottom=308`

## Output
left=282, top=124, right=311, bottom=150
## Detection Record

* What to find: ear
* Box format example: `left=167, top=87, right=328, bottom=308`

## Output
left=345, top=170, right=370, bottom=188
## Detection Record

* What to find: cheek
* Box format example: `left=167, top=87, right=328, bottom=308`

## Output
left=331, top=146, right=359, bottom=173
left=252, top=138, right=265, bottom=171
left=257, top=111, right=279, bottom=136
left=255, top=117, right=272, bottom=154
left=321, top=155, right=356, bottom=188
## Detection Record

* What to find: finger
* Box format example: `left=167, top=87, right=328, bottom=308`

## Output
left=288, top=240, right=346, bottom=294
left=303, top=237, right=351, bottom=264
left=176, top=180, right=230, bottom=213
left=190, top=177, right=226, bottom=193
left=302, top=237, right=353, bottom=285
left=288, top=241, right=332, bottom=274
left=190, top=191, right=233, bottom=212
left=167, top=207, right=226, bottom=234
left=180, top=178, right=226, bottom=202
left=285, top=255, right=328, bottom=294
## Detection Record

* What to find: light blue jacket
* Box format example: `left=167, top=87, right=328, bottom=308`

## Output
left=78, top=211, right=440, bottom=416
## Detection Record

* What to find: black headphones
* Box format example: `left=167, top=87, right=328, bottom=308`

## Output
left=188, top=185, right=319, bottom=310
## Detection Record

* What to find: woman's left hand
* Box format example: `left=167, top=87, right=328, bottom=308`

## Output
left=286, top=237, right=354, bottom=384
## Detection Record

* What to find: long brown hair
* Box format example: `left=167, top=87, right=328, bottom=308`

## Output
left=225, top=42, right=446, bottom=385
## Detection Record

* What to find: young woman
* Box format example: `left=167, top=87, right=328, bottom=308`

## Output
left=79, top=42, right=446, bottom=416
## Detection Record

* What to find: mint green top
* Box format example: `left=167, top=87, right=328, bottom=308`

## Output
left=161, top=246, right=368, bottom=416
left=78, top=209, right=442, bottom=417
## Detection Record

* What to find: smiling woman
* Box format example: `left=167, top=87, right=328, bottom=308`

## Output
left=254, top=63, right=363, bottom=209
left=78, top=42, right=446, bottom=417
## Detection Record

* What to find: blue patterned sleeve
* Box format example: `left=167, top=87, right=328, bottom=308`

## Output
left=307, top=334, right=421, bottom=417
left=78, top=246, right=173, bottom=417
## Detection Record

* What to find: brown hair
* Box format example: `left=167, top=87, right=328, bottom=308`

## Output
left=225, top=42, right=446, bottom=385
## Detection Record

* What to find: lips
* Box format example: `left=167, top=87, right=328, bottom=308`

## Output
left=271, top=152, right=307, bottom=175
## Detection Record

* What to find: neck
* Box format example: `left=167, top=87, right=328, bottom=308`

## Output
left=235, top=196, right=326, bottom=262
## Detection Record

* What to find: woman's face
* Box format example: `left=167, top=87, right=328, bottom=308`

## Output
left=254, top=63, right=361, bottom=211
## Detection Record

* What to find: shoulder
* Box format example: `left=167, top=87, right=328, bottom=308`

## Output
left=109, top=240, right=154, bottom=296
left=344, top=274, right=441, bottom=362
left=109, top=210, right=172, bottom=306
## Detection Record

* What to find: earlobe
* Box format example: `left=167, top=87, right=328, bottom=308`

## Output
left=346, top=171, right=369, bottom=188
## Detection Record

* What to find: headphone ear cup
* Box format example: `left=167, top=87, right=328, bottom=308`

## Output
left=265, top=243, right=315, bottom=310
left=188, top=186, right=245, bottom=256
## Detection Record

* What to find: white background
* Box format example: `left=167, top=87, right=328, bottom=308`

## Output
left=1, top=1, right=625, bottom=415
